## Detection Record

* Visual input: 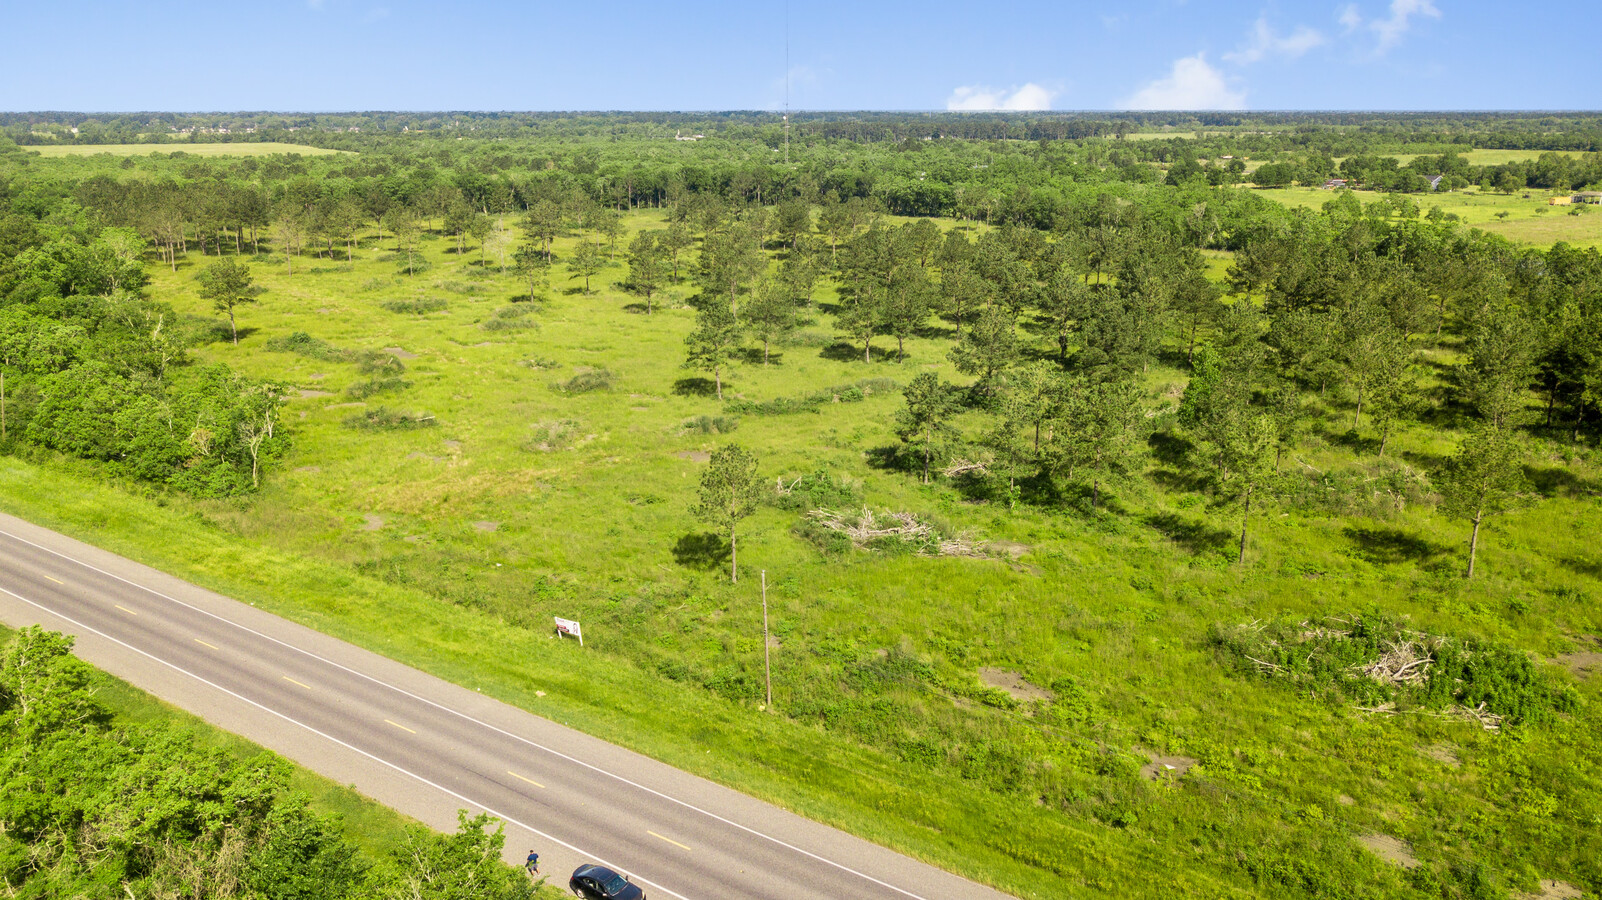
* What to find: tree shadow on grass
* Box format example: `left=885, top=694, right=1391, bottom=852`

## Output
left=672, top=532, right=729, bottom=572
left=192, top=321, right=259, bottom=345
left=1341, top=525, right=1449, bottom=565
left=1524, top=463, right=1600, bottom=500
left=738, top=347, right=785, bottom=365
left=864, top=443, right=916, bottom=475
left=1143, top=511, right=1233, bottom=556
left=672, top=377, right=718, bottom=397
left=1560, top=555, right=1602, bottom=579
left=819, top=341, right=879, bottom=363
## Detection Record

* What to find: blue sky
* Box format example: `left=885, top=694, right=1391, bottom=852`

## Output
left=4, top=0, right=1598, bottom=112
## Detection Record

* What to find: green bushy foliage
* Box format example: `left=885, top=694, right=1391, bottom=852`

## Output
left=550, top=369, right=613, bottom=394
left=341, top=407, right=437, bottom=430
left=381, top=297, right=447, bottom=314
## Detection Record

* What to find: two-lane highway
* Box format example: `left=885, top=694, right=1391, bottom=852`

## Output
left=0, top=512, right=1016, bottom=900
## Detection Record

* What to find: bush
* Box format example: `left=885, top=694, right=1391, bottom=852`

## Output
left=342, top=407, right=437, bottom=430
left=524, top=419, right=580, bottom=452
left=725, top=379, right=897, bottom=416
left=482, top=306, right=537, bottom=331
left=1211, top=612, right=1577, bottom=725
left=356, top=351, right=406, bottom=377
left=346, top=377, right=410, bottom=399
left=265, top=332, right=355, bottom=363
left=771, top=468, right=863, bottom=511
left=381, top=297, right=447, bottom=314
left=550, top=369, right=613, bottom=394
left=682, top=415, right=740, bottom=435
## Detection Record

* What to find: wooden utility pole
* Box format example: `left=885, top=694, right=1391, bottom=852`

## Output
left=761, top=570, right=772, bottom=708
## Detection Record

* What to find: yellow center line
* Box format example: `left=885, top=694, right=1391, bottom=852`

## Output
left=648, top=831, right=692, bottom=851
left=507, top=770, right=545, bottom=788
left=194, top=638, right=219, bottom=650
left=42, top=574, right=64, bottom=585
left=384, top=719, right=416, bottom=734
left=282, top=675, right=312, bottom=690
left=115, top=604, right=137, bottom=615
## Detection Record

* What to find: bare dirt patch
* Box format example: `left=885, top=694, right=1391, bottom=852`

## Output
left=383, top=347, right=418, bottom=359
left=1422, top=744, right=1461, bottom=768
left=1139, top=754, right=1198, bottom=781
left=361, top=514, right=384, bottom=532
left=1337, top=794, right=1356, bottom=806
left=472, top=521, right=499, bottom=532
left=979, top=667, right=1054, bottom=703
left=1517, top=880, right=1584, bottom=900
left=444, top=440, right=462, bottom=451
left=1555, top=636, right=1602, bottom=679
left=294, top=466, right=321, bottom=474
left=989, top=540, right=1033, bottom=560
left=297, top=389, right=333, bottom=398
left=676, top=450, right=711, bottom=462
left=1358, top=834, right=1419, bottom=869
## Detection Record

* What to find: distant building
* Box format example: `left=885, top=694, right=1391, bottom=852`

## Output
left=1323, top=179, right=1348, bottom=190
left=1550, top=195, right=1574, bottom=205
left=1577, top=191, right=1602, bottom=204
left=1426, top=175, right=1445, bottom=191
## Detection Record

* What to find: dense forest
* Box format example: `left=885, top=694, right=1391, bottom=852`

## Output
left=1, top=111, right=1600, bottom=899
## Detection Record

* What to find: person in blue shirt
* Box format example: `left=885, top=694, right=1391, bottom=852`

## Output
left=525, top=850, right=540, bottom=876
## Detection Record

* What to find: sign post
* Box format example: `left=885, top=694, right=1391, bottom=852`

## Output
left=554, top=616, right=582, bottom=647
left=761, top=570, right=771, bottom=708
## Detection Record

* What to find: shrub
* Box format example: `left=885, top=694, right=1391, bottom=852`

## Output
left=1211, top=612, right=1577, bottom=725
left=482, top=306, right=537, bottom=331
left=682, top=415, right=740, bottom=435
left=342, top=407, right=437, bottom=430
left=550, top=369, right=613, bottom=394
left=356, top=352, right=406, bottom=377
left=725, top=379, right=898, bottom=416
left=264, top=332, right=355, bottom=363
left=524, top=419, right=580, bottom=452
left=381, top=297, right=447, bottom=314
left=346, top=377, right=410, bottom=399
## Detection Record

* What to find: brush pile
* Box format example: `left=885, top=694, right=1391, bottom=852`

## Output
left=806, top=507, right=984, bottom=557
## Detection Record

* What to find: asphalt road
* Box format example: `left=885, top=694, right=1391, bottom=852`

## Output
left=0, top=512, right=1016, bottom=900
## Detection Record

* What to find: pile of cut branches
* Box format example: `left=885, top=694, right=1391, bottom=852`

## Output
left=806, top=507, right=983, bottom=557
left=1210, top=613, right=1575, bottom=728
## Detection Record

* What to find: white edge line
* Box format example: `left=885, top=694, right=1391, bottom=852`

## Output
left=0, top=526, right=940, bottom=900
left=0, top=584, right=692, bottom=900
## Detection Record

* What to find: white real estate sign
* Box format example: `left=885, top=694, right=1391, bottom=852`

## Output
left=554, top=616, right=583, bottom=646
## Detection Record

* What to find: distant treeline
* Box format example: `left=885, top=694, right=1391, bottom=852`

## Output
left=5, top=110, right=1602, bottom=155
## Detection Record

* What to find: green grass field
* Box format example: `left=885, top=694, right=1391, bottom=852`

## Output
left=25, top=141, right=350, bottom=157
left=1252, top=185, right=1602, bottom=249
left=2, top=209, right=1598, bottom=898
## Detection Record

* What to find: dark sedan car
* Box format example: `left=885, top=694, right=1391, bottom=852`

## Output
left=569, top=864, right=645, bottom=900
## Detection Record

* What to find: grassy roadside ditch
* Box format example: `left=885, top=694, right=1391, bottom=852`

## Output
left=0, top=456, right=1173, bottom=899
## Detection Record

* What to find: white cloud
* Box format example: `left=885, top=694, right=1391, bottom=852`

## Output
left=1223, top=17, right=1326, bottom=64
left=1370, top=0, right=1441, bottom=51
left=946, top=83, right=1056, bottom=111
left=1339, top=4, right=1364, bottom=32
left=1121, top=55, right=1245, bottom=110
